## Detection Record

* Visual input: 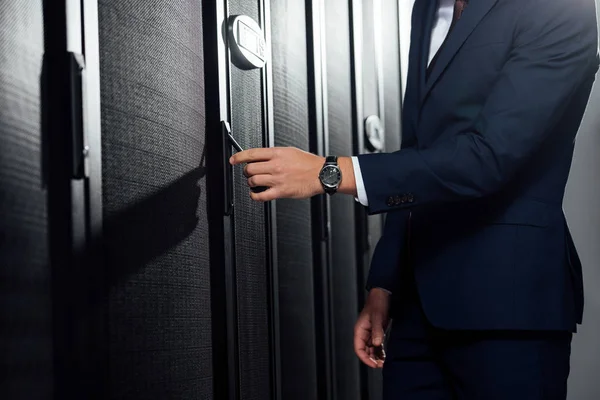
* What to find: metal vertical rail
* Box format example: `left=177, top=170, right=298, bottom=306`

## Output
left=259, top=0, right=282, bottom=399
left=396, top=0, right=405, bottom=139
left=372, top=0, right=387, bottom=239
left=46, top=0, right=103, bottom=396
left=374, top=0, right=386, bottom=150
left=204, top=0, right=240, bottom=398
left=347, top=1, right=373, bottom=399
left=307, top=0, right=337, bottom=398
left=350, top=0, right=365, bottom=156
left=317, top=1, right=338, bottom=399
left=46, top=1, right=77, bottom=394
left=219, top=1, right=241, bottom=399
left=82, top=0, right=103, bottom=240
left=80, top=1, right=106, bottom=396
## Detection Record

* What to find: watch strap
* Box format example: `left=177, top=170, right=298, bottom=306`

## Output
left=325, top=155, right=337, bottom=165
left=321, top=156, right=340, bottom=195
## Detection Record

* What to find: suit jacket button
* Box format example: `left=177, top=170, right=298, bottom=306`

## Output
left=394, top=195, right=402, bottom=205
left=407, top=194, right=414, bottom=203
left=387, top=196, right=395, bottom=207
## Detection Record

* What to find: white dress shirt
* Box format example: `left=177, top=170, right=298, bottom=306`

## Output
left=352, top=0, right=455, bottom=206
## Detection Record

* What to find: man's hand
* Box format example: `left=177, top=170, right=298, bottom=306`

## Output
left=229, top=147, right=356, bottom=201
left=354, top=288, right=390, bottom=369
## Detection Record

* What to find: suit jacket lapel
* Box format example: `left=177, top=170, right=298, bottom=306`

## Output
left=421, top=0, right=498, bottom=104
left=403, top=0, right=437, bottom=146
left=418, top=0, right=438, bottom=94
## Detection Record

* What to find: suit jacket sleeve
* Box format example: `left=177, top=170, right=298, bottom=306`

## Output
left=365, top=210, right=409, bottom=293
left=358, top=0, right=599, bottom=215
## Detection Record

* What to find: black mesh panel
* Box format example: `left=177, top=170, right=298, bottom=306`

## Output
left=98, top=1, right=212, bottom=398
left=0, top=2, right=51, bottom=398
left=228, top=1, right=272, bottom=399
left=324, top=0, right=362, bottom=398
left=270, top=0, right=318, bottom=398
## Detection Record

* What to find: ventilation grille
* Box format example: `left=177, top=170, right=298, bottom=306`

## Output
left=98, top=1, right=213, bottom=398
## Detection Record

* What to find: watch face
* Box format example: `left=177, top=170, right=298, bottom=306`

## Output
left=320, top=165, right=341, bottom=187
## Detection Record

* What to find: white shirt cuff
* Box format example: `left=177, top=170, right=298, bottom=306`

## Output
left=351, top=156, right=369, bottom=207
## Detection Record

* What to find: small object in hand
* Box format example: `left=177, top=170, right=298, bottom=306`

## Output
left=372, top=344, right=386, bottom=362
left=251, top=187, right=268, bottom=193
left=228, top=133, right=244, bottom=153
left=367, top=337, right=386, bottom=367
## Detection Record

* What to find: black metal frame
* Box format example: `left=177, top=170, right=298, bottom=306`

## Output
left=203, top=0, right=240, bottom=399
left=44, top=3, right=73, bottom=397
left=374, top=0, right=386, bottom=148
left=259, top=0, right=283, bottom=399
left=306, top=0, right=337, bottom=399
left=394, top=0, right=405, bottom=143
left=44, top=0, right=104, bottom=397
left=81, top=0, right=103, bottom=256
left=79, top=3, right=107, bottom=396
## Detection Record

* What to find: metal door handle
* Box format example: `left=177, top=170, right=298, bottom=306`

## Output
left=222, top=121, right=269, bottom=215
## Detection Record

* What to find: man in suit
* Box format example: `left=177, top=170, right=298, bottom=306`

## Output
left=230, top=0, right=599, bottom=397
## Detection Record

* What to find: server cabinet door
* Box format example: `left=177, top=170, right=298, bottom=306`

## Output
left=0, top=2, right=51, bottom=398
left=324, top=0, right=362, bottom=399
left=204, top=0, right=279, bottom=398
left=206, top=0, right=279, bottom=399
left=269, top=1, right=319, bottom=399
left=98, top=1, right=213, bottom=398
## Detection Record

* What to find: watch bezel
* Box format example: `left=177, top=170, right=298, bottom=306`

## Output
left=319, top=164, right=342, bottom=189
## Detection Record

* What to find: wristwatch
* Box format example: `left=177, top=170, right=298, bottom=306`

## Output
left=319, top=156, right=342, bottom=195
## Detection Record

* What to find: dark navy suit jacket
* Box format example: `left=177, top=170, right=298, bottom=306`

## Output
left=360, top=0, right=599, bottom=331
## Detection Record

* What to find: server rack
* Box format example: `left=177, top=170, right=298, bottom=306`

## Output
left=98, top=1, right=213, bottom=398
left=0, top=1, right=404, bottom=398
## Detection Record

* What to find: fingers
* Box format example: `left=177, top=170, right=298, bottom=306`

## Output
left=230, top=148, right=277, bottom=165
left=250, top=187, right=280, bottom=202
left=354, top=314, right=378, bottom=369
left=366, top=338, right=385, bottom=369
left=243, top=162, right=272, bottom=178
left=244, top=162, right=276, bottom=198
left=367, top=311, right=386, bottom=369
left=354, top=332, right=377, bottom=368
left=230, top=146, right=322, bottom=201
left=371, top=313, right=385, bottom=348
left=247, top=174, right=274, bottom=189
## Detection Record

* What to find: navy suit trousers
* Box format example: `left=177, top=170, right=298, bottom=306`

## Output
left=383, top=267, right=572, bottom=400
